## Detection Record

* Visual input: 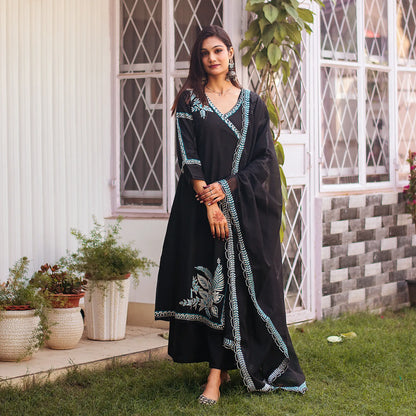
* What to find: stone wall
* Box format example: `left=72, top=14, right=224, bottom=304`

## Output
left=321, top=192, right=413, bottom=318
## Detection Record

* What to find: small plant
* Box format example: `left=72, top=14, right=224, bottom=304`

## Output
left=68, top=217, right=156, bottom=285
left=0, top=257, right=49, bottom=358
left=403, top=150, right=416, bottom=225
left=30, top=263, right=87, bottom=295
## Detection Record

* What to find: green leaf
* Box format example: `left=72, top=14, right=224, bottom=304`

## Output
left=267, top=43, right=281, bottom=66
left=278, top=25, right=287, bottom=40
left=281, top=60, right=290, bottom=84
left=259, top=17, right=269, bottom=33
left=239, top=39, right=254, bottom=50
left=247, top=0, right=266, bottom=4
left=242, top=50, right=254, bottom=66
left=262, top=23, right=276, bottom=46
left=263, top=4, right=279, bottom=23
left=285, top=24, right=302, bottom=44
left=275, top=140, right=285, bottom=165
left=304, top=23, right=313, bottom=34
left=283, top=3, right=299, bottom=20
left=267, top=97, right=279, bottom=127
left=255, top=49, right=268, bottom=70
left=290, top=0, right=299, bottom=8
left=246, top=1, right=265, bottom=12
left=298, top=7, right=314, bottom=23
left=245, top=19, right=260, bottom=40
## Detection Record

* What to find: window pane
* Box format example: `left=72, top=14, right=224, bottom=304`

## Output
left=120, top=0, right=162, bottom=73
left=321, top=0, right=358, bottom=62
left=366, top=70, right=389, bottom=182
left=321, top=67, right=359, bottom=184
left=121, top=78, right=164, bottom=206
left=397, top=0, right=416, bottom=66
left=365, top=0, right=388, bottom=65
left=174, top=0, right=223, bottom=69
left=398, top=72, right=416, bottom=181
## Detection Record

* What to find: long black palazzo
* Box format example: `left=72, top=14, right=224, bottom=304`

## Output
left=155, top=88, right=307, bottom=393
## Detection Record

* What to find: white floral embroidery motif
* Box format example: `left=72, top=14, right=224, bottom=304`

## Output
left=190, top=91, right=213, bottom=119
left=179, top=258, right=224, bottom=318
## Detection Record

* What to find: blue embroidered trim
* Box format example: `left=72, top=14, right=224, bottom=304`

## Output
left=260, top=381, right=308, bottom=394
left=176, top=116, right=201, bottom=172
left=154, top=310, right=225, bottom=330
left=189, top=91, right=213, bottom=119
left=219, top=179, right=289, bottom=359
left=177, top=112, right=193, bottom=120
left=219, top=179, right=291, bottom=392
left=231, top=89, right=250, bottom=174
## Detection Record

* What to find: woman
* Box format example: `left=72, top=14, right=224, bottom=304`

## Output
left=155, top=25, right=306, bottom=405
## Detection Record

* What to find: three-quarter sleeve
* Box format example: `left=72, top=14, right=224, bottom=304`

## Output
left=176, top=92, right=205, bottom=182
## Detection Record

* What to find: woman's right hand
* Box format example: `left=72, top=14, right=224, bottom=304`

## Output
left=206, top=204, right=229, bottom=240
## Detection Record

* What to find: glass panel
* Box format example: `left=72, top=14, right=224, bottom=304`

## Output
left=398, top=72, right=416, bottom=181
left=321, top=67, right=359, bottom=185
left=120, top=0, right=162, bottom=73
left=321, top=0, right=358, bottom=61
left=121, top=78, right=164, bottom=206
left=364, top=0, right=388, bottom=65
left=282, top=187, right=308, bottom=313
left=174, top=0, right=223, bottom=69
left=366, top=70, right=389, bottom=182
left=247, top=41, right=306, bottom=132
left=397, top=0, right=416, bottom=65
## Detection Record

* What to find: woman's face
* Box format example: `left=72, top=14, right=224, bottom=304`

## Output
left=200, top=36, right=233, bottom=79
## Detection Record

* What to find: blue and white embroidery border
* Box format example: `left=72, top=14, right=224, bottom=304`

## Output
left=176, top=114, right=202, bottom=172
left=154, top=310, right=225, bottom=330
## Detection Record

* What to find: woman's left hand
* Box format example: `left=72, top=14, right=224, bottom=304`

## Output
left=196, top=182, right=225, bottom=206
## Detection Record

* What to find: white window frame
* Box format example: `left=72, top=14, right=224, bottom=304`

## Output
left=319, top=0, right=398, bottom=193
left=111, top=0, right=232, bottom=217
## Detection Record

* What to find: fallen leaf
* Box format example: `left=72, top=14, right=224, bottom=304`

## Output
left=341, top=332, right=357, bottom=339
left=327, top=336, right=343, bottom=343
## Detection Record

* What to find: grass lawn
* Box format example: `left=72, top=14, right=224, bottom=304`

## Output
left=1, top=308, right=415, bottom=416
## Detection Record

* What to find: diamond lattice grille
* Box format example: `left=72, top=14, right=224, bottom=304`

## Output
left=247, top=41, right=306, bottom=132
left=398, top=72, right=416, bottom=181
left=282, top=186, right=308, bottom=313
left=366, top=70, right=389, bottom=182
left=121, top=0, right=162, bottom=72
left=321, top=67, right=359, bottom=184
left=364, top=0, right=388, bottom=64
left=397, top=0, right=416, bottom=65
left=174, top=0, right=223, bottom=68
left=121, top=78, right=164, bottom=205
left=321, top=0, right=357, bottom=61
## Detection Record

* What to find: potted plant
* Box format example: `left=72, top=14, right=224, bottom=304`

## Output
left=31, top=263, right=87, bottom=349
left=403, top=150, right=416, bottom=306
left=67, top=217, right=155, bottom=341
left=0, top=257, right=48, bottom=361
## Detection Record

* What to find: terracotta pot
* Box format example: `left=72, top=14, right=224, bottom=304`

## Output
left=4, top=304, right=32, bottom=311
left=84, top=276, right=130, bottom=341
left=0, top=309, right=40, bottom=361
left=46, top=307, right=84, bottom=349
left=49, top=293, right=84, bottom=308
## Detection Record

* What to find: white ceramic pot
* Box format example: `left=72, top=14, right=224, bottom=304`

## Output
left=0, top=309, right=40, bottom=361
left=84, top=277, right=130, bottom=341
left=46, top=307, right=84, bottom=349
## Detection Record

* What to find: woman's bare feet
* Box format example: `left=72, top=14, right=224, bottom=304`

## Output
left=199, top=369, right=230, bottom=405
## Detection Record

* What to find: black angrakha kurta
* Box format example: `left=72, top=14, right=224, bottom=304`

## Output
left=155, top=88, right=306, bottom=393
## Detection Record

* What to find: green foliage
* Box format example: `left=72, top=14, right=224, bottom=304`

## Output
left=67, top=217, right=156, bottom=284
left=30, top=263, right=87, bottom=295
left=403, top=150, right=416, bottom=225
left=241, top=0, right=322, bottom=240
left=1, top=309, right=415, bottom=415
left=0, top=257, right=50, bottom=357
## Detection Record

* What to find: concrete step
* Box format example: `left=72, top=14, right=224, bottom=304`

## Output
left=0, top=326, right=169, bottom=388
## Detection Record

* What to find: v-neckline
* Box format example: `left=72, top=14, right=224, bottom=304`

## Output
left=207, top=89, right=244, bottom=118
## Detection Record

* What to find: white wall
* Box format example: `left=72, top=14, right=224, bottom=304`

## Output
left=0, top=0, right=112, bottom=280
left=115, top=219, right=168, bottom=305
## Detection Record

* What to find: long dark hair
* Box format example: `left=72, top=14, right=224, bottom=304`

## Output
left=171, top=25, right=241, bottom=115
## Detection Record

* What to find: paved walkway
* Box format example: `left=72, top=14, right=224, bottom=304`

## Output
left=0, top=326, right=169, bottom=388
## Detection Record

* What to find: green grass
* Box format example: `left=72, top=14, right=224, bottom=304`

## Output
left=1, top=308, right=415, bottom=416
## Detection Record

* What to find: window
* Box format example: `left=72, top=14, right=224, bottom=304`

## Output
left=117, top=0, right=223, bottom=212
left=320, top=0, right=392, bottom=187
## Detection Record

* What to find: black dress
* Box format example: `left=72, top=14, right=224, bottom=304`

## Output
left=155, top=88, right=306, bottom=393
